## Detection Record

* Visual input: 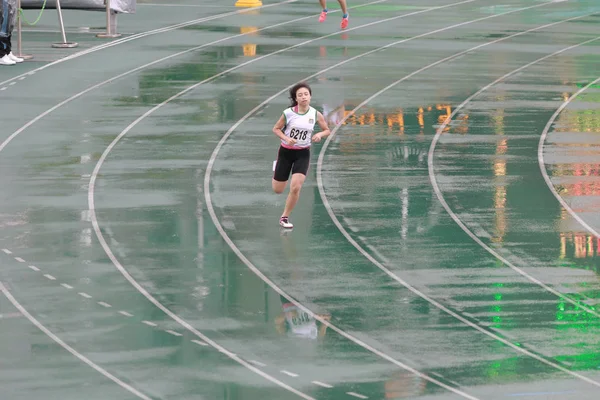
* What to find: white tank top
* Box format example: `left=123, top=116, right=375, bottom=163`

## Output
left=281, top=106, right=318, bottom=149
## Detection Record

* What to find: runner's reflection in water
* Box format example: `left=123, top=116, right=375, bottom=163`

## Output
left=275, top=295, right=330, bottom=339
left=275, top=226, right=330, bottom=340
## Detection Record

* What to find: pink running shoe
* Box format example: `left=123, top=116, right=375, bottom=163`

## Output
left=341, top=16, right=349, bottom=29
left=319, top=11, right=327, bottom=23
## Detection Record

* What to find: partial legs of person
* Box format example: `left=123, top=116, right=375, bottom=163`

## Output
left=0, top=0, right=15, bottom=65
left=272, top=146, right=310, bottom=228
left=318, top=0, right=349, bottom=29
left=0, top=38, right=13, bottom=65
left=272, top=153, right=295, bottom=229
left=280, top=173, right=305, bottom=226
left=7, top=34, right=23, bottom=63
left=272, top=178, right=288, bottom=195
left=273, top=174, right=305, bottom=229
left=318, top=0, right=328, bottom=22
left=337, top=0, right=349, bottom=28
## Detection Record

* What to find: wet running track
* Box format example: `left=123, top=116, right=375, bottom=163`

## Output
left=1, top=0, right=599, bottom=399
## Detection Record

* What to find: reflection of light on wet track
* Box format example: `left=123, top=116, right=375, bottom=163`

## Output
left=428, top=36, right=600, bottom=321
left=538, top=76, right=600, bottom=239
left=2, top=0, right=599, bottom=398
left=317, top=9, right=600, bottom=391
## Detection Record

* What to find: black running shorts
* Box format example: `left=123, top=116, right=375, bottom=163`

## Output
left=273, top=146, right=310, bottom=182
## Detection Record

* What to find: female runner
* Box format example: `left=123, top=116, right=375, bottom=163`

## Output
left=272, top=82, right=331, bottom=229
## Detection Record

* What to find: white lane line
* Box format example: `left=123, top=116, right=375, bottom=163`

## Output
left=2, top=249, right=12, bottom=254
left=0, top=312, right=22, bottom=319
left=78, top=292, right=92, bottom=299
left=97, top=301, right=112, bottom=308
left=0, top=281, right=152, bottom=400
left=142, top=320, right=158, bottom=327
left=347, top=392, right=368, bottom=399
left=29, top=265, right=40, bottom=272
left=249, top=360, right=267, bottom=367
left=538, top=77, right=600, bottom=239
left=119, top=310, right=134, bottom=317
left=61, top=283, right=74, bottom=289
left=43, top=274, right=57, bottom=281
left=165, top=329, right=182, bottom=337
left=191, top=339, right=209, bottom=346
left=281, top=370, right=299, bottom=378
left=14, top=257, right=25, bottom=262
left=312, top=381, right=333, bottom=388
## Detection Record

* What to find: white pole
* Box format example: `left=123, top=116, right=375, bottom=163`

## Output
left=16, top=0, right=33, bottom=59
left=52, top=0, right=78, bottom=48
left=56, top=0, right=67, bottom=43
left=96, top=0, right=121, bottom=38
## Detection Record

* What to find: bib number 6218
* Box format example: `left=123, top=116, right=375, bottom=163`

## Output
left=290, top=128, right=308, bottom=141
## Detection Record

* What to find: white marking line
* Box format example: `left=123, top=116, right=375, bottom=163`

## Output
left=0, top=87, right=6, bottom=91
left=249, top=359, right=267, bottom=367
left=0, top=0, right=385, bottom=157
left=78, top=292, right=92, bottom=299
left=88, top=2, right=481, bottom=400
left=311, top=15, right=600, bottom=391
left=2, top=249, right=12, bottom=254
left=165, top=329, right=182, bottom=337
left=119, top=310, right=134, bottom=317
left=281, top=370, right=299, bottom=378
left=142, top=320, right=158, bottom=327
left=0, top=281, right=151, bottom=400
left=204, top=3, right=571, bottom=400
left=28, top=265, right=40, bottom=272
left=191, top=339, right=209, bottom=346
left=0, top=0, right=297, bottom=88
left=539, top=77, right=600, bottom=239
left=61, top=283, right=73, bottom=289
left=14, top=257, right=25, bottom=262
left=43, top=274, right=56, bottom=281
left=347, top=392, right=368, bottom=399
left=0, top=312, right=21, bottom=319
left=97, top=301, right=112, bottom=308
left=312, top=381, right=333, bottom=389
